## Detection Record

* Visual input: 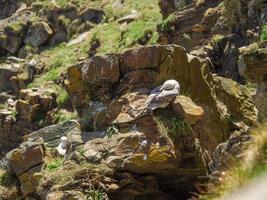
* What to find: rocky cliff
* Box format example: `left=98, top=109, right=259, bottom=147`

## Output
left=0, top=0, right=266, bottom=200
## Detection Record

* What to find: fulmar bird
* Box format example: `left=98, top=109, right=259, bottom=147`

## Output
left=146, top=80, right=180, bottom=110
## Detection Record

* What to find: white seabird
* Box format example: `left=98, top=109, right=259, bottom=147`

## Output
left=56, top=136, right=69, bottom=156
left=146, top=80, right=180, bottom=110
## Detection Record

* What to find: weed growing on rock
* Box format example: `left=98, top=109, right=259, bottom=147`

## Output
left=56, top=89, right=70, bottom=107
left=160, top=13, right=176, bottom=32
left=107, top=124, right=119, bottom=139
left=211, top=34, right=224, bottom=45
left=155, top=112, right=191, bottom=143
left=86, top=189, right=105, bottom=200
left=0, top=170, right=17, bottom=187
left=182, top=33, right=191, bottom=41
left=260, top=24, right=267, bottom=41
left=46, top=158, right=64, bottom=171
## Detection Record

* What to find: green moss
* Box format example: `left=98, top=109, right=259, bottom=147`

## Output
left=4, top=21, right=25, bottom=35
left=160, top=13, right=176, bottom=32
left=0, top=171, right=17, bottom=187
left=211, top=34, right=224, bottom=44
left=46, top=158, right=64, bottom=171
left=58, top=15, right=72, bottom=28
left=54, top=109, right=78, bottom=123
left=56, top=89, right=70, bottom=107
left=260, top=24, right=267, bottom=41
left=86, top=189, right=106, bottom=200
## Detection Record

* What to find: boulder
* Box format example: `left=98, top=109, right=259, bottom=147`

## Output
left=24, top=120, right=83, bottom=148
left=15, top=88, right=56, bottom=122
left=24, top=22, right=53, bottom=47
left=80, top=8, right=104, bottom=24
left=0, top=64, right=18, bottom=92
left=118, top=10, right=139, bottom=24
left=84, top=132, right=180, bottom=174
left=0, top=0, right=20, bottom=19
left=172, top=95, right=204, bottom=124
left=6, top=138, right=45, bottom=197
left=82, top=54, right=120, bottom=84
left=120, top=45, right=169, bottom=74
left=15, top=99, right=40, bottom=122
left=6, top=138, right=45, bottom=176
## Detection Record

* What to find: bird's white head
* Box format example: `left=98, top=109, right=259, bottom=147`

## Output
left=161, top=80, right=180, bottom=91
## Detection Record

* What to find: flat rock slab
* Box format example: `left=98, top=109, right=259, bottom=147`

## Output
left=172, top=95, right=204, bottom=124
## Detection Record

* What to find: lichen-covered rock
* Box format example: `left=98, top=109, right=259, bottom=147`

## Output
left=24, top=22, right=53, bottom=47
left=239, top=42, right=267, bottom=120
left=171, top=95, right=204, bottom=124
left=84, top=131, right=181, bottom=174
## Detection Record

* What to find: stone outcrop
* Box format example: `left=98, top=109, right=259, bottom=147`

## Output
left=0, top=2, right=105, bottom=56
left=0, top=58, right=38, bottom=93
left=64, top=44, right=257, bottom=198
left=6, top=138, right=45, bottom=197
left=0, top=0, right=21, bottom=20
left=66, top=45, right=257, bottom=144
left=24, top=120, right=83, bottom=148
left=172, top=95, right=204, bottom=124
left=24, top=22, right=53, bottom=47
left=158, top=0, right=224, bottom=49
left=238, top=42, right=267, bottom=120
left=16, top=88, right=56, bottom=122
left=158, top=0, right=266, bottom=81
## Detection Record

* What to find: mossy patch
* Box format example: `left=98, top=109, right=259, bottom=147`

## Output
left=260, top=24, right=267, bottom=41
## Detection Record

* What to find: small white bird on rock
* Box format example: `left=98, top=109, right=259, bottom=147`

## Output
left=146, top=80, right=180, bottom=110
left=56, top=136, right=69, bottom=156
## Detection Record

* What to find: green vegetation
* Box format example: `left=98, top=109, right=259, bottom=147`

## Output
left=211, top=34, right=224, bottom=44
left=200, top=123, right=267, bottom=200
left=182, top=33, right=191, bottom=41
left=156, top=115, right=191, bottom=139
left=107, top=124, right=119, bottom=139
left=159, top=13, right=176, bottom=32
left=0, top=170, right=17, bottom=187
left=260, top=24, right=267, bottom=41
left=0, top=104, right=5, bottom=109
left=4, top=21, right=25, bottom=35
left=28, top=0, right=161, bottom=92
left=56, top=89, right=69, bottom=107
left=46, top=158, right=64, bottom=171
left=53, top=109, right=78, bottom=123
left=86, top=189, right=106, bottom=200
left=11, top=110, right=18, bottom=118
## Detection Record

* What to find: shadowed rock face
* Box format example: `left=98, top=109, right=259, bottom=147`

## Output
left=0, top=0, right=21, bottom=20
